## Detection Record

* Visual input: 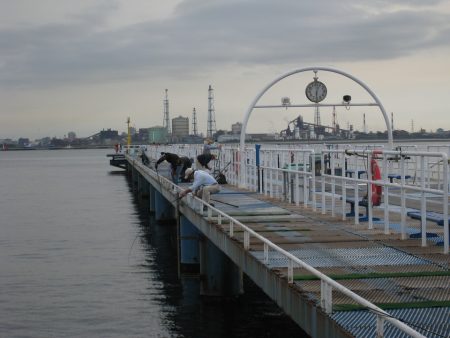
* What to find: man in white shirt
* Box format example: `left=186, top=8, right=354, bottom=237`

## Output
left=179, top=168, right=220, bottom=207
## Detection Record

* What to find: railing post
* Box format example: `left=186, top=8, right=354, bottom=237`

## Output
left=256, top=144, right=261, bottom=193
left=367, top=150, right=374, bottom=229
left=244, top=231, right=250, bottom=250
left=311, top=150, right=317, bottom=211
left=376, top=315, right=385, bottom=338
left=264, top=243, right=269, bottom=264
left=341, top=153, right=346, bottom=220
left=288, top=260, right=294, bottom=284
left=321, top=152, right=326, bottom=215
left=400, top=157, right=407, bottom=239
left=420, top=155, right=427, bottom=247
left=320, top=280, right=332, bottom=314
left=443, top=154, right=449, bottom=254
left=331, top=153, right=336, bottom=217
left=382, top=153, right=389, bottom=234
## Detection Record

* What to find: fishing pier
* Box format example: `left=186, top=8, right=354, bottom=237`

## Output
left=116, top=142, right=449, bottom=338
left=114, top=67, right=449, bottom=337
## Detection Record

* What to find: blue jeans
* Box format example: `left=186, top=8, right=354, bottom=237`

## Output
left=172, top=165, right=183, bottom=184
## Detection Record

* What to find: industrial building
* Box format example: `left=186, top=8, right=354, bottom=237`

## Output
left=148, top=126, right=168, bottom=144
left=172, top=116, right=189, bottom=142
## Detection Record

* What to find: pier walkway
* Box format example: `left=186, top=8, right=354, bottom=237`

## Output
left=123, top=153, right=449, bottom=338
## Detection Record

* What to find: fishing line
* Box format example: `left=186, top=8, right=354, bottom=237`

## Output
left=127, top=229, right=142, bottom=264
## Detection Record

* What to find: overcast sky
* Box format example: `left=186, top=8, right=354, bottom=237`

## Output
left=1, top=0, right=450, bottom=139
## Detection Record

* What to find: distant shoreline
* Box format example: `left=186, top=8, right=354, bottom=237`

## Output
left=3, top=138, right=450, bottom=151
left=2, top=145, right=113, bottom=151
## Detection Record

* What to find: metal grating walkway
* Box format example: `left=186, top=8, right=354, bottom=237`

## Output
left=332, top=307, right=450, bottom=338
left=250, top=247, right=430, bottom=268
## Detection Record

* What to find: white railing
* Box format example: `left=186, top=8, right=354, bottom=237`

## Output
left=142, top=143, right=449, bottom=254
left=258, top=148, right=317, bottom=209
left=132, top=155, right=427, bottom=338
left=319, top=148, right=449, bottom=253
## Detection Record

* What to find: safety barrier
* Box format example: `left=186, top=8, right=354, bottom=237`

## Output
left=129, top=153, right=427, bottom=338
left=142, top=143, right=449, bottom=254
left=319, top=148, right=449, bottom=253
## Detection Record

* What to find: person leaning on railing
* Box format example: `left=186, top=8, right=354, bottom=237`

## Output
left=179, top=168, right=220, bottom=210
left=155, top=152, right=192, bottom=184
left=196, top=153, right=216, bottom=171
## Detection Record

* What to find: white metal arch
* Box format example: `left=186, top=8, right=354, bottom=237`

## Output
left=239, top=66, right=393, bottom=187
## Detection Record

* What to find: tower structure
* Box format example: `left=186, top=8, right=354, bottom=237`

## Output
left=314, top=105, right=321, bottom=128
left=332, top=106, right=337, bottom=134
left=363, top=113, right=367, bottom=133
left=163, top=89, right=171, bottom=134
left=126, top=117, right=131, bottom=150
left=192, top=107, right=198, bottom=136
left=207, top=85, right=216, bottom=139
left=391, top=112, right=394, bottom=131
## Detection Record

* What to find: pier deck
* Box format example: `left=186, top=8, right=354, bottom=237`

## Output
left=127, top=157, right=450, bottom=338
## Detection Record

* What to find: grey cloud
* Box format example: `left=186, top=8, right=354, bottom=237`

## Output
left=1, top=0, right=449, bottom=87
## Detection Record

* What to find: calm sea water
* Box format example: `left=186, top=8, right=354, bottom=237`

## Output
left=0, top=149, right=307, bottom=338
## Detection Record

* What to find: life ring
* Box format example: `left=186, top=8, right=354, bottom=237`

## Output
left=370, top=150, right=383, bottom=206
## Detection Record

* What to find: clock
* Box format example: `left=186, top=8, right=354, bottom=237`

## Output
left=305, top=80, right=327, bottom=103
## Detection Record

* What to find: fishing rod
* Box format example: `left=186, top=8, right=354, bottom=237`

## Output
left=210, top=198, right=239, bottom=208
left=217, top=160, right=232, bottom=175
left=170, top=193, right=238, bottom=208
left=214, top=160, right=232, bottom=184
left=170, top=194, right=185, bottom=204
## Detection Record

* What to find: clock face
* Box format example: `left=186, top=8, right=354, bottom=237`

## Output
left=305, top=80, right=327, bottom=103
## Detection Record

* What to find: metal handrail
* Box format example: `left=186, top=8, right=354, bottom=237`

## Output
left=142, top=144, right=449, bottom=254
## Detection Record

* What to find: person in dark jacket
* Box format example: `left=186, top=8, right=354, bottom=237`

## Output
left=196, top=153, right=216, bottom=171
left=155, top=152, right=192, bottom=184
left=140, top=150, right=150, bottom=166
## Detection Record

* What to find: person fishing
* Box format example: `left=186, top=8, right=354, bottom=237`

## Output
left=179, top=168, right=220, bottom=210
left=140, top=148, right=150, bottom=166
left=202, top=138, right=221, bottom=155
left=155, top=152, right=192, bottom=184
left=196, top=153, right=216, bottom=171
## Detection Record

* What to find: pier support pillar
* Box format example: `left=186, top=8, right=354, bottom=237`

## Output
left=155, top=190, right=175, bottom=222
left=139, top=178, right=150, bottom=206
left=199, top=237, right=243, bottom=297
left=179, top=215, right=200, bottom=273
left=137, top=173, right=144, bottom=196
left=131, top=167, right=138, bottom=192
left=149, top=185, right=156, bottom=214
